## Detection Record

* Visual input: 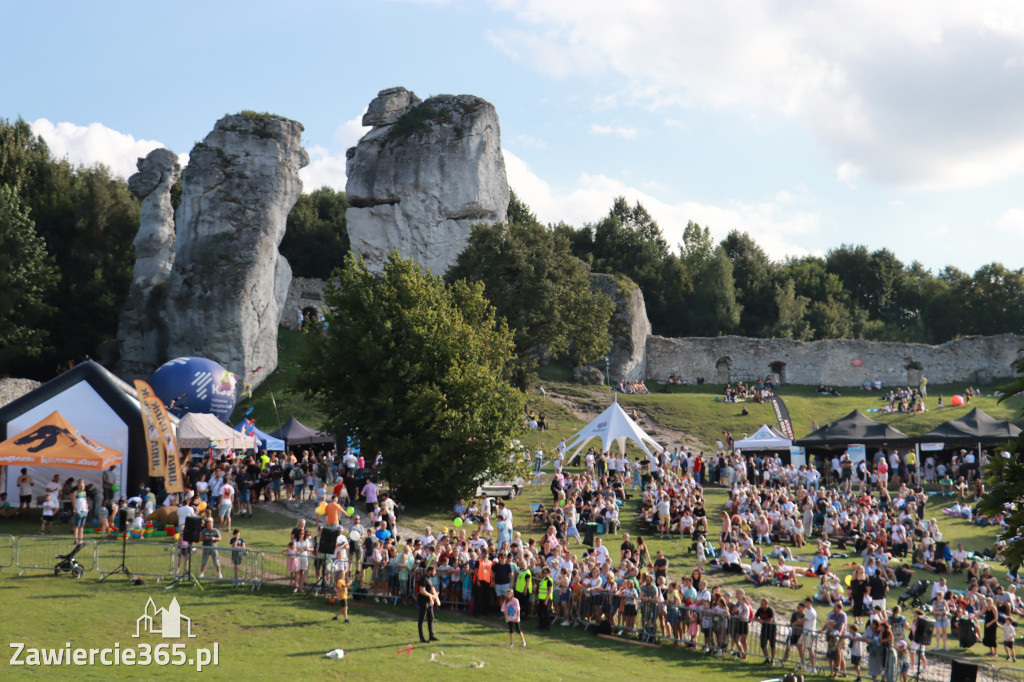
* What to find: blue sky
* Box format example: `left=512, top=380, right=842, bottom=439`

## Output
left=5, top=0, right=1024, bottom=272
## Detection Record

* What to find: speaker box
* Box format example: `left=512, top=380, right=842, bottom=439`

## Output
left=950, top=660, right=978, bottom=682
left=183, top=515, right=203, bottom=543
left=318, top=527, right=340, bottom=555
left=117, top=508, right=136, bottom=533
left=914, top=617, right=934, bottom=646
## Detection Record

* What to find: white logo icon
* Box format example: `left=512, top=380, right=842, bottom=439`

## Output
left=134, top=597, right=196, bottom=639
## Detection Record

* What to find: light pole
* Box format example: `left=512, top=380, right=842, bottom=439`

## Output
left=604, top=356, right=610, bottom=389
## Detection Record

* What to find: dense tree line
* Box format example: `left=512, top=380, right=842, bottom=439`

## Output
left=0, top=119, right=138, bottom=378
left=560, top=196, right=1024, bottom=342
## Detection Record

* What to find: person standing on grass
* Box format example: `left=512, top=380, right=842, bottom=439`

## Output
left=537, top=566, right=555, bottom=631
left=417, top=564, right=441, bottom=643
left=17, top=468, right=33, bottom=514
left=503, top=592, right=527, bottom=647
left=332, top=569, right=351, bottom=623
left=198, top=517, right=222, bottom=579
left=755, top=598, right=777, bottom=664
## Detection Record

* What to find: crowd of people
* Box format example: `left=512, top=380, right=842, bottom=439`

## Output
left=724, top=378, right=775, bottom=403
left=5, top=422, right=1020, bottom=677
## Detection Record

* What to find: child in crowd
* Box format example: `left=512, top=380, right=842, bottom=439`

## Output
left=230, top=529, right=246, bottom=582
left=503, top=593, right=527, bottom=647
left=284, top=540, right=299, bottom=589
left=40, top=494, right=57, bottom=534
left=333, top=569, right=350, bottom=623
left=848, top=624, right=864, bottom=681
left=1003, top=619, right=1017, bottom=662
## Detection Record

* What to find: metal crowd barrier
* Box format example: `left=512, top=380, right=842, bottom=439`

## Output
left=0, top=534, right=14, bottom=569
left=95, top=539, right=175, bottom=579
left=15, top=536, right=97, bottom=574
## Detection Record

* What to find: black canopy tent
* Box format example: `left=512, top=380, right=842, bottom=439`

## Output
left=269, top=417, right=334, bottom=447
left=918, top=407, right=1021, bottom=448
left=795, top=410, right=913, bottom=450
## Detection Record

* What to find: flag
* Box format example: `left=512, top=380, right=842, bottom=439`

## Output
left=135, top=379, right=184, bottom=493
left=135, top=380, right=166, bottom=477
left=769, top=395, right=795, bottom=440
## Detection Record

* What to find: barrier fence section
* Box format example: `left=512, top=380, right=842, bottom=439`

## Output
left=15, top=536, right=97, bottom=574
left=95, top=539, right=175, bottom=579
left=0, top=534, right=14, bottom=569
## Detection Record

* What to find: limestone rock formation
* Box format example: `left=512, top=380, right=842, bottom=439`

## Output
left=590, top=274, right=652, bottom=383
left=117, top=148, right=180, bottom=378
left=162, top=113, right=308, bottom=388
left=362, top=86, right=422, bottom=126
left=346, top=87, right=509, bottom=274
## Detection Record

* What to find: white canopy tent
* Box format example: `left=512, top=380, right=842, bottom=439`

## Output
left=734, top=424, right=792, bottom=451
left=177, top=413, right=256, bottom=450
left=565, top=400, right=663, bottom=460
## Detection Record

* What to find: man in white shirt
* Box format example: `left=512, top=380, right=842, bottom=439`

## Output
left=592, top=537, right=610, bottom=565
left=800, top=598, right=817, bottom=670
left=177, top=500, right=195, bottom=529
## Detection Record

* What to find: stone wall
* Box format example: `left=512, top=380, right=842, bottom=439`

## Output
left=282, top=277, right=327, bottom=329
left=645, top=334, right=1024, bottom=387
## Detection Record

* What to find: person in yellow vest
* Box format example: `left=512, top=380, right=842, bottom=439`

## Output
left=904, top=450, right=918, bottom=485
left=513, top=559, right=533, bottom=619
left=537, top=566, right=555, bottom=631
left=474, top=552, right=494, bottom=616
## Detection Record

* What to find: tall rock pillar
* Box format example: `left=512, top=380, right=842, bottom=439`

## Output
left=162, top=113, right=308, bottom=388
left=346, top=87, right=509, bottom=274
left=117, top=148, right=180, bottom=378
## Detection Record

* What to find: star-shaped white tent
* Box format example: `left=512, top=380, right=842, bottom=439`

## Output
left=564, top=399, right=663, bottom=460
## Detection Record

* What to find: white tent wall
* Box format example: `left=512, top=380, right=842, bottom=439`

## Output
left=734, top=424, right=792, bottom=452
left=3, top=382, right=129, bottom=502
left=566, top=401, right=663, bottom=460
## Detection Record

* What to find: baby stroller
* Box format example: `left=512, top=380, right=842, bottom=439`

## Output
left=897, top=578, right=932, bottom=608
left=54, top=543, right=86, bottom=578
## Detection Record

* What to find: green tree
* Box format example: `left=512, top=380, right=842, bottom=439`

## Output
left=446, top=216, right=615, bottom=389
left=280, top=187, right=350, bottom=279
left=0, top=185, right=58, bottom=369
left=720, top=230, right=778, bottom=336
left=298, top=252, right=522, bottom=504
left=978, top=350, right=1024, bottom=570
left=686, top=246, right=741, bottom=335
left=765, top=279, right=812, bottom=340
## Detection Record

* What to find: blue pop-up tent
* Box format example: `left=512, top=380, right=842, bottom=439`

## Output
left=233, top=420, right=286, bottom=451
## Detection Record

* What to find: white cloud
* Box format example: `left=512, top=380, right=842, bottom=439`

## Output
left=30, top=118, right=171, bottom=179
left=589, top=124, right=638, bottom=139
left=503, top=148, right=818, bottom=260
left=299, top=113, right=370, bottom=192
left=996, top=208, right=1024, bottom=243
left=836, top=162, right=864, bottom=189
left=489, top=1, right=1024, bottom=191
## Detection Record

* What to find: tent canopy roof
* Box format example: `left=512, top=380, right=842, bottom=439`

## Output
left=920, top=407, right=1022, bottom=443
left=565, top=401, right=663, bottom=459
left=269, top=417, right=334, bottom=446
left=796, top=410, right=912, bottom=448
left=734, top=424, right=792, bottom=451
left=233, top=420, right=286, bottom=451
left=0, top=411, right=122, bottom=470
left=178, top=413, right=256, bottom=450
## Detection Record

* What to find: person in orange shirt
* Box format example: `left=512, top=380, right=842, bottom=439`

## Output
left=324, top=496, right=343, bottom=529
left=474, top=552, right=494, bottom=616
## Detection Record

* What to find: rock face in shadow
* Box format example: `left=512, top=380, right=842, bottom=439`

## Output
left=117, top=148, right=180, bottom=378
left=590, top=274, right=652, bottom=383
left=161, top=113, right=308, bottom=388
left=346, top=87, right=509, bottom=274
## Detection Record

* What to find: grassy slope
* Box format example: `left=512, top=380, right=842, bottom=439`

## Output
left=230, top=328, right=325, bottom=434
